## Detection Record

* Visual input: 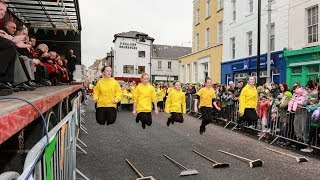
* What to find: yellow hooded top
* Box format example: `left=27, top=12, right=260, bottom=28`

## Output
left=121, top=89, right=133, bottom=104
left=196, top=87, right=216, bottom=108
left=155, top=88, right=164, bottom=102
left=239, top=84, right=258, bottom=115
left=133, top=83, right=157, bottom=112
left=165, top=89, right=186, bottom=113
left=93, top=78, right=122, bottom=108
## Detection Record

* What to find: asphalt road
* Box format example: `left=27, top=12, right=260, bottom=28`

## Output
left=77, top=99, right=320, bottom=180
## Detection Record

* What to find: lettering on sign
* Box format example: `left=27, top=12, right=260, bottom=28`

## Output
left=312, top=52, right=320, bottom=59
left=119, top=42, right=137, bottom=49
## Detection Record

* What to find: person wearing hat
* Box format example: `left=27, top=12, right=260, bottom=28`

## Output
left=287, top=87, right=307, bottom=113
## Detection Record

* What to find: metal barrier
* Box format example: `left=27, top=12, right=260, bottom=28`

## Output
left=186, top=94, right=202, bottom=119
left=186, top=94, right=320, bottom=149
left=1, top=92, right=90, bottom=180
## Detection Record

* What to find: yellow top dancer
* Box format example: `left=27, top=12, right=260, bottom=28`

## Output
left=132, top=73, right=158, bottom=129
left=93, top=66, right=122, bottom=125
left=165, top=81, right=186, bottom=127
left=194, top=78, right=221, bottom=134
left=238, top=76, right=258, bottom=128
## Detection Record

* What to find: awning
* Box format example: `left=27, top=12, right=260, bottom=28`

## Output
left=4, top=0, right=81, bottom=31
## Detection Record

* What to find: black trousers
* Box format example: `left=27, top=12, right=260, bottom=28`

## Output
left=136, top=112, right=152, bottom=126
left=0, top=37, right=16, bottom=83
left=168, top=112, right=184, bottom=123
left=238, top=108, right=258, bottom=126
left=96, top=107, right=117, bottom=125
left=200, top=107, right=213, bottom=129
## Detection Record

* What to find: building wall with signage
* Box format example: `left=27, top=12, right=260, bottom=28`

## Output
left=284, top=0, right=320, bottom=87
left=284, top=47, right=320, bottom=87
left=221, top=51, right=286, bottom=84
left=113, top=37, right=152, bottom=81
left=222, top=0, right=289, bottom=62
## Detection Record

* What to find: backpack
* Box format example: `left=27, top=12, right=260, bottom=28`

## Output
left=311, top=108, right=320, bottom=123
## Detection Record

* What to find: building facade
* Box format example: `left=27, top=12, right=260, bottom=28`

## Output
left=113, top=31, right=154, bottom=82
left=221, top=51, right=286, bottom=84
left=179, top=0, right=224, bottom=84
left=87, top=60, right=101, bottom=83
left=285, top=0, right=320, bottom=87
left=221, top=0, right=289, bottom=84
left=151, top=45, right=191, bottom=82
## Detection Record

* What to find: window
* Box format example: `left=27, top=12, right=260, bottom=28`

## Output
left=206, top=0, right=211, bottom=18
left=123, top=65, right=134, bottom=74
left=139, top=36, right=146, bottom=42
left=231, top=37, right=235, bottom=59
left=232, top=0, right=236, bottom=21
left=158, top=60, right=162, bottom=70
left=292, top=67, right=302, bottom=74
left=218, top=0, right=224, bottom=10
left=195, top=33, right=200, bottom=51
left=138, top=66, right=145, bottom=74
left=307, top=6, right=318, bottom=43
left=308, top=65, right=319, bottom=72
left=196, top=9, right=200, bottom=24
left=138, top=51, right=145, bottom=58
left=270, top=23, right=275, bottom=51
left=247, top=31, right=252, bottom=56
left=204, top=64, right=208, bottom=71
left=217, top=21, right=223, bottom=44
left=249, top=0, right=253, bottom=13
left=168, top=61, right=172, bottom=70
left=206, top=28, right=210, bottom=48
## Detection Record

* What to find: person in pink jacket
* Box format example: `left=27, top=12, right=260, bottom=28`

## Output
left=287, top=87, right=306, bottom=113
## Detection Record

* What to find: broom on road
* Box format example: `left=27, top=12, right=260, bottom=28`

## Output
left=163, top=154, right=199, bottom=176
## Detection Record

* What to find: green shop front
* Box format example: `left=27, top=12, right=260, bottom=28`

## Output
left=284, top=46, right=320, bottom=87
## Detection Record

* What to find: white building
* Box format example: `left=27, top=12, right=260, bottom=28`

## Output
left=151, top=45, right=191, bottom=82
left=221, top=0, right=289, bottom=84
left=113, top=31, right=154, bottom=82
left=223, top=0, right=289, bottom=61
left=288, top=0, right=320, bottom=49
left=284, top=0, right=320, bottom=86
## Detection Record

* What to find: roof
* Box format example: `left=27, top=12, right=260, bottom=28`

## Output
left=4, top=0, right=81, bottom=31
left=113, top=31, right=154, bottom=42
left=152, top=44, right=192, bottom=60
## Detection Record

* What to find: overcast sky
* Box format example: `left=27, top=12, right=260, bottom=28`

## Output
left=79, top=0, right=193, bottom=67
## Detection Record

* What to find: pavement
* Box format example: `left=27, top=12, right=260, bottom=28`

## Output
left=77, top=99, right=320, bottom=180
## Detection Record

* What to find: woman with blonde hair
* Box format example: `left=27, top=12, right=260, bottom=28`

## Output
left=132, top=73, right=158, bottom=129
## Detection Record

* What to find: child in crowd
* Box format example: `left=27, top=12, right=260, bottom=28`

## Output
left=165, top=81, right=186, bottom=126
left=257, top=93, right=270, bottom=131
left=287, top=87, right=307, bottom=113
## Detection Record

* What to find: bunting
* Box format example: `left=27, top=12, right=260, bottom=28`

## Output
left=45, top=136, right=57, bottom=180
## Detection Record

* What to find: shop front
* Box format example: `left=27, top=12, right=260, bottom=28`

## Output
left=221, top=51, right=286, bottom=85
left=284, top=46, right=320, bottom=87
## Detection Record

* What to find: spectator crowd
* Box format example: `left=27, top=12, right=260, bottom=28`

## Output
left=0, top=1, right=78, bottom=96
